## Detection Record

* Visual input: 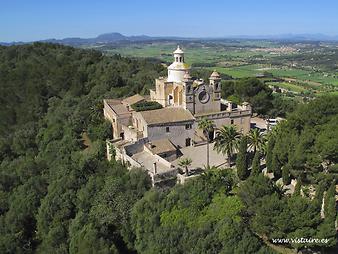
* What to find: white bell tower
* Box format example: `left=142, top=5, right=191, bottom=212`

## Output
left=167, top=46, right=190, bottom=82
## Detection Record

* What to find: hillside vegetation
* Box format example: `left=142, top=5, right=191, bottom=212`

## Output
left=0, top=44, right=336, bottom=254
left=0, top=43, right=162, bottom=253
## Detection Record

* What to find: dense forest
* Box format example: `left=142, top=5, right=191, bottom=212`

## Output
left=0, top=43, right=337, bottom=253
left=0, top=43, right=162, bottom=253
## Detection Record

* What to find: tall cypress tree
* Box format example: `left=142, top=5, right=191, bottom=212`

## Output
left=294, top=178, right=301, bottom=196
left=324, top=182, right=336, bottom=221
left=251, top=150, right=261, bottom=176
left=317, top=182, right=337, bottom=248
left=236, top=136, right=249, bottom=180
left=282, top=164, right=291, bottom=185
left=266, top=136, right=275, bottom=173
left=314, top=180, right=326, bottom=209
left=271, top=153, right=281, bottom=179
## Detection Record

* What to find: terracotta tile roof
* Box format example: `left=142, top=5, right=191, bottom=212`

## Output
left=111, top=104, right=130, bottom=115
left=139, top=107, right=194, bottom=125
left=104, top=99, right=130, bottom=116
left=104, top=99, right=122, bottom=105
left=122, top=94, right=145, bottom=106
left=146, top=139, right=177, bottom=154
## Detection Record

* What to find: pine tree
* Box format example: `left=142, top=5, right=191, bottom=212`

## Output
left=236, top=136, right=249, bottom=180
left=251, top=150, right=261, bottom=176
left=282, top=164, right=291, bottom=185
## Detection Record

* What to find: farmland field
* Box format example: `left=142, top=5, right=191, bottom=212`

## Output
left=89, top=40, right=338, bottom=94
left=266, top=82, right=308, bottom=93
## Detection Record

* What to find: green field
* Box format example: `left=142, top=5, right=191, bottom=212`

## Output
left=207, top=65, right=338, bottom=87
left=206, top=64, right=264, bottom=78
left=92, top=42, right=338, bottom=92
left=269, top=69, right=338, bottom=86
left=98, top=42, right=279, bottom=65
left=266, top=82, right=307, bottom=93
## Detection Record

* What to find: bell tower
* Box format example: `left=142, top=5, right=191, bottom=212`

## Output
left=209, top=70, right=221, bottom=101
left=183, top=72, right=194, bottom=113
left=167, top=46, right=190, bottom=82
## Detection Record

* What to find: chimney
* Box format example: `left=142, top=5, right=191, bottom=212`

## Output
left=228, top=101, right=233, bottom=111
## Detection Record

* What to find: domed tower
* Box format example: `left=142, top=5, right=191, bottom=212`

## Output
left=167, top=46, right=190, bottom=82
left=209, top=70, right=221, bottom=101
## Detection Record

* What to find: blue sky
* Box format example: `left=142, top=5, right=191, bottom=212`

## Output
left=1, top=0, right=338, bottom=41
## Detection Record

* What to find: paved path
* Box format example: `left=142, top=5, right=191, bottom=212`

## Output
left=251, top=117, right=267, bottom=130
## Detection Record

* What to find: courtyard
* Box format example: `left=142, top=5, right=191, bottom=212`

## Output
left=172, top=142, right=227, bottom=169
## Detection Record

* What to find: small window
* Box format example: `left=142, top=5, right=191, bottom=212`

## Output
left=231, top=119, right=234, bottom=124
left=185, top=124, right=192, bottom=129
left=166, top=127, right=170, bottom=133
left=185, top=138, right=191, bottom=147
left=179, top=57, right=182, bottom=62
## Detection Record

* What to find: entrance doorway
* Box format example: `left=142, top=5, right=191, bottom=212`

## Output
left=185, top=138, right=191, bottom=147
left=168, top=94, right=173, bottom=105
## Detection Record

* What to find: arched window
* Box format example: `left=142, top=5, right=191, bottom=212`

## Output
left=176, top=57, right=178, bottom=62
left=179, top=57, right=182, bottom=62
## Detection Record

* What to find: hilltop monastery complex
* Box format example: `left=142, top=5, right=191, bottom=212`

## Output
left=103, top=46, right=252, bottom=185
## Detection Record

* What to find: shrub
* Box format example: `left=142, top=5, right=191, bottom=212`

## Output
left=131, top=101, right=162, bottom=112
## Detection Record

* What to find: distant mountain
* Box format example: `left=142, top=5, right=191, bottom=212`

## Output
left=0, top=32, right=159, bottom=46
left=1, top=32, right=338, bottom=46
left=39, top=32, right=155, bottom=45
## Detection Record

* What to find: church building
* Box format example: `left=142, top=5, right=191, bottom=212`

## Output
left=103, top=46, right=252, bottom=185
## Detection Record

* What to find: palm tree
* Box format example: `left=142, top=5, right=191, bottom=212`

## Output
left=260, top=141, right=268, bottom=158
left=214, top=125, right=241, bottom=167
left=198, top=118, right=214, bottom=167
left=178, top=158, right=192, bottom=176
left=247, top=128, right=266, bottom=155
left=204, top=165, right=217, bottom=172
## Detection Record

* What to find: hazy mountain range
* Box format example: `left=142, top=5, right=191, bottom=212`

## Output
left=1, top=32, right=338, bottom=46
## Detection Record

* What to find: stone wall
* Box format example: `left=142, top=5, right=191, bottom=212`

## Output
left=122, top=124, right=143, bottom=142
left=147, top=121, right=195, bottom=148
left=195, top=109, right=251, bottom=134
